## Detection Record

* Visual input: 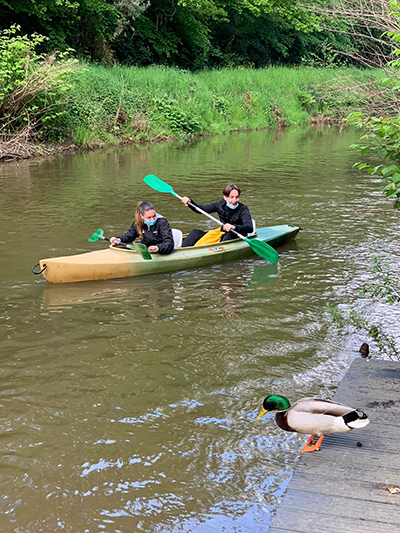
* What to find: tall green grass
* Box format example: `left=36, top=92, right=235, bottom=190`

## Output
left=62, top=65, right=383, bottom=146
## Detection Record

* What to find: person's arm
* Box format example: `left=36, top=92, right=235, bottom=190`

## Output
left=233, top=205, right=253, bottom=235
left=155, top=219, right=174, bottom=254
left=186, top=199, right=222, bottom=216
left=117, top=222, right=139, bottom=243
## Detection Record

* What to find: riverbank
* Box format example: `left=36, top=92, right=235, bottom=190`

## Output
left=0, top=65, right=383, bottom=161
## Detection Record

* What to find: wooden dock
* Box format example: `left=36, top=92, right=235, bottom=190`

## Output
left=269, top=358, right=400, bottom=533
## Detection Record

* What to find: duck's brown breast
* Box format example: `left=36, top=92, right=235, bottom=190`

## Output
left=276, top=411, right=296, bottom=432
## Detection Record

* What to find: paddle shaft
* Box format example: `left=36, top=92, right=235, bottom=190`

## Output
left=98, top=235, right=134, bottom=250
left=142, top=174, right=278, bottom=263
left=173, top=192, right=248, bottom=241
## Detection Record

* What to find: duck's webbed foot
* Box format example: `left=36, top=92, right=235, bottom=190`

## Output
left=300, top=435, right=324, bottom=453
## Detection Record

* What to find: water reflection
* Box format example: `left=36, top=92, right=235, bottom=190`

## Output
left=41, top=281, right=131, bottom=309
left=41, top=277, right=180, bottom=323
left=249, top=263, right=279, bottom=287
left=219, top=282, right=243, bottom=318
left=39, top=252, right=285, bottom=314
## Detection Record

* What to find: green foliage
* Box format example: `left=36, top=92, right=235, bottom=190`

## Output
left=350, top=113, right=400, bottom=200
left=114, top=0, right=150, bottom=38
left=297, top=90, right=316, bottom=113
left=0, top=25, right=79, bottom=141
left=178, top=0, right=318, bottom=31
left=112, top=0, right=323, bottom=69
left=0, top=0, right=118, bottom=61
left=212, top=96, right=230, bottom=114
left=327, top=257, right=400, bottom=361
left=0, top=0, right=384, bottom=69
left=61, top=64, right=379, bottom=146
left=0, top=26, right=47, bottom=102
left=301, top=39, right=342, bottom=68
left=0, top=49, right=384, bottom=151
left=360, top=257, right=400, bottom=305
left=114, top=15, right=182, bottom=65
left=347, top=2, right=400, bottom=203
left=149, top=96, right=204, bottom=134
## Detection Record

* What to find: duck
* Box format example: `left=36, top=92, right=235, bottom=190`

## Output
left=257, top=394, right=370, bottom=453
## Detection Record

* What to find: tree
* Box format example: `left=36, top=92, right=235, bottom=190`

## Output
left=332, top=1, right=400, bottom=205
left=113, top=0, right=320, bottom=67
left=0, top=0, right=118, bottom=61
left=113, top=0, right=151, bottom=37
left=307, top=0, right=400, bottom=68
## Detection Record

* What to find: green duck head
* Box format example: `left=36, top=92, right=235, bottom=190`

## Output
left=257, top=394, right=291, bottom=420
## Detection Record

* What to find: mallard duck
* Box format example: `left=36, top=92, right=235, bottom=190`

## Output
left=257, top=394, right=370, bottom=453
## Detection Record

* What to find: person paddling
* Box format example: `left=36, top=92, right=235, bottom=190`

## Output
left=110, top=201, right=174, bottom=254
left=181, top=184, right=253, bottom=247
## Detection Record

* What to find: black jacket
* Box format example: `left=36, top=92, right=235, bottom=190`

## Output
left=118, top=216, right=174, bottom=255
left=188, top=199, right=253, bottom=236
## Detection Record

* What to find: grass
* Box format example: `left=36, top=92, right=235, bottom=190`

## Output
left=59, top=65, right=384, bottom=147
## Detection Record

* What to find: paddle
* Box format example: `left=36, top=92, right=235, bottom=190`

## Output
left=88, top=228, right=152, bottom=260
left=143, top=174, right=279, bottom=264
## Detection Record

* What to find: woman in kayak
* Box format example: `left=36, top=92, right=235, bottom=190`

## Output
left=181, top=184, right=253, bottom=247
left=110, top=201, right=174, bottom=254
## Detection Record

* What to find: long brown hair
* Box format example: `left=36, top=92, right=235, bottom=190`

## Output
left=135, top=201, right=155, bottom=238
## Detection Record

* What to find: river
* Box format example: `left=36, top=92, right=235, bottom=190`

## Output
left=0, top=126, right=399, bottom=532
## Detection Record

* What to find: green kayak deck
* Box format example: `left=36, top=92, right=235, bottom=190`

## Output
left=37, top=224, right=300, bottom=284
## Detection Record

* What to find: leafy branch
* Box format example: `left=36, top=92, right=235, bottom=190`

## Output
left=327, top=258, right=400, bottom=361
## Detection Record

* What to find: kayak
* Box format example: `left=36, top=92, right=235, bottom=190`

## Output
left=34, top=224, right=300, bottom=284
left=35, top=225, right=300, bottom=284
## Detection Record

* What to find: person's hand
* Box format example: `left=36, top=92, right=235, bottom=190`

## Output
left=110, top=237, right=121, bottom=245
left=181, top=196, right=190, bottom=206
left=222, top=223, right=235, bottom=232
left=147, top=245, right=159, bottom=253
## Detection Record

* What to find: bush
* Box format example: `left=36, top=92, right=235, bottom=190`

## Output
left=0, top=25, right=79, bottom=141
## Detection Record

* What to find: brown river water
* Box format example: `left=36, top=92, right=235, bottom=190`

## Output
left=0, top=126, right=399, bottom=532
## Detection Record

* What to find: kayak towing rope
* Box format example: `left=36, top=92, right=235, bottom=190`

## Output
left=32, top=263, right=47, bottom=275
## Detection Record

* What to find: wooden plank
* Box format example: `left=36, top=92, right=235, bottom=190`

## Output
left=293, top=450, right=399, bottom=487
left=294, top=450, right=398, bottom=473
left=290, top=472, right=400, bottom=504
left=280, top=489, right=400, bottom=522
left=340, top=359, right=400, bottom=381
left=268, top=527, right=300, bottom=533
left=323, top=428, right=399, bottom=444
left=272, top=508, right=400, bottom=533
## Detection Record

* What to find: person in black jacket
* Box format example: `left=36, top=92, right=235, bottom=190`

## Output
left=181, top=184, right=253, bottom=247
left=110, top=201, right=174, bottom=254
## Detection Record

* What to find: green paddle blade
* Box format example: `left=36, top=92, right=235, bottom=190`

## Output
left=88, top=228, right=104, bottom=242
left=133, top=243, right=152, bottom=260
left=144, top=174, right=176, bottom=196
left=244, top=237, right=279, bottom=264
